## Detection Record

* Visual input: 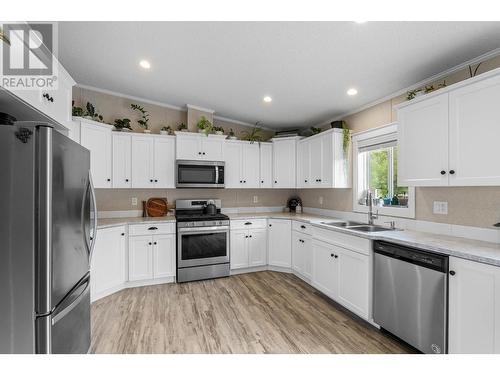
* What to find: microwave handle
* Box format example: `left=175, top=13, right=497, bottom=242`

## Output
left=215, top=166, right=219, bottom=183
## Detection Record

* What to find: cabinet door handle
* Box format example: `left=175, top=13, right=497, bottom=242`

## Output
left=244, top=222, right=252, bottom=225
left=330, top=253, right=334, bottom=257
left=202, top=152, right=206, bottom=155
left=269, top=224, right=272, bottom=227
left=150, top=179, right=153, bottom=182
left=301, top=225, right=306, bottom=229
left=148, top=242, right=152, bottom=245
left=245, top=235, right=248, bottom=238
left=125, top=178, right=129, bottom=182
left=449, top=270, right=456, bottom=276
left=154, top=179, right=158, bottom=182
left=148, top=227, right=158, bottom=230
left=274, top=180, right=277, bottom=184
left=249, top=235, right=252, bottom=238
left=198, top=152, right=202, bottom=155
left=334, top=255, right=338, bottom=258
left=240, top=180, right=242, bottom=183
left=261, top=180, right=264, bottom=183
left=121, top=233, right=125, bottom=236
left=154, top=242, right=157, bottom=245
left=440, top=170, right=446, bottom=175
left=449, top=170, right=455, bottom=175
left=107, top=178, right=111, bottom=182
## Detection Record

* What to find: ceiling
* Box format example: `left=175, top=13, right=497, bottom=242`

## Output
left=58, top=22, right=500, bottom=129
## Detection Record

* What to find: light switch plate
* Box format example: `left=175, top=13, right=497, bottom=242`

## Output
left=433, top=201, right=448, bottom=215
left=253, top=196, right=258, bottom=203
left=131, top=197, right=138, bottom=206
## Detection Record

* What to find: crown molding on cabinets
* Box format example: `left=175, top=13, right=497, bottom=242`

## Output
left=315, top=47, right=500, bottom=127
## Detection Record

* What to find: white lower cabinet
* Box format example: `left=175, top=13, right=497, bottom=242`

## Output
left=230, top=227, right=267, bottom=269
left=312, top=232, right=371, bottom=320
left=448, top=257, right=500, bottom=354
left=292, top=231, right=312, bottom=280
left=268, top=219, right=292, bottom=268
left=90, top=226, right=127, bottom=301
left=129, top=233, right=176, bottom=281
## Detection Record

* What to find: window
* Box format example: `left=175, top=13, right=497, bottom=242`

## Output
left=353, top=123, right=415, bottom=218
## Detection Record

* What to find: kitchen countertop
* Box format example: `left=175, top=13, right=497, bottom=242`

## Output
left=97, top=216, right=176, bottom=229
left=97, top=212, right=500, bottom=267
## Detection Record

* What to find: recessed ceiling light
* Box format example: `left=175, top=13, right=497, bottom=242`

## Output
left=347, top=88, right=358, bottom=96
left=139, top=60, right=151, bottom=69
left=263, top=96, right=272, bottom=103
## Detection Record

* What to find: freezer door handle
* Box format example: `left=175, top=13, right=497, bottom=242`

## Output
left=88, top=172, right=98, bottom=262
left=51, top=274, right=90, bottom=326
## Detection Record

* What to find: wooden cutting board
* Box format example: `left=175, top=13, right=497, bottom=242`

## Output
left=145, top=198, right=168, bottom=217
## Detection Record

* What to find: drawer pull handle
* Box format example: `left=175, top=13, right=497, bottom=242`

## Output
left=449, top=270, right=456, bottom=276
left=244, top=222, right=252, bottom=225
left=300, top=225, right=306, bottom=229
left=148, top=226, right=158, bottom=230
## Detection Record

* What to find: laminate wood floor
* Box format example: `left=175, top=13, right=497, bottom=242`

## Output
left=91, top=271, right=415, bottom=354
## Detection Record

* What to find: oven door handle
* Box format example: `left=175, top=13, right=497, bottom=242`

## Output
left=178, top=226, right=229, bottom=233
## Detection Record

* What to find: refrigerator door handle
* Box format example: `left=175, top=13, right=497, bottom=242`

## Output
left=51, top=274, right=90, bottom=325
left=89, top=172, right=98, bottom=262
left=82, top=174, right=91, bottom=258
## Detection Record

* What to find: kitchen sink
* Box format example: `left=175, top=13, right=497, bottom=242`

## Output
left=346, top=225, right=393, bottom=232
left=321, top=221, right=365, bottom=227
left=320, top=221, right=395, bottom=232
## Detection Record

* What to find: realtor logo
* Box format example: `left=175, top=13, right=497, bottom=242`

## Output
left=1, top=22, right=58, bottom=90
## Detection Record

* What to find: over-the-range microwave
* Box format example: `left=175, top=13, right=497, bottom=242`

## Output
left=175, top=160, right=225, bottom=188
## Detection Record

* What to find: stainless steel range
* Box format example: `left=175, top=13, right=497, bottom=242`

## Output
left=176, top=199, right=230, bottom=282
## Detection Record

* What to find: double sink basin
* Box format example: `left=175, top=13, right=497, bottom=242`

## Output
left=320, top=221, right=395, bottom=233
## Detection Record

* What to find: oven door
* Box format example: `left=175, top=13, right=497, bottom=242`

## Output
left=177, top=226, right=230, bottom=268
left=176, top=161, right=224, bottom=188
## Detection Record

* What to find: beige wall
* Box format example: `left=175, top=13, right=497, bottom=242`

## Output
left=73, top=87, right=274, bottom=140
left=310, top=54, right=500, bottom=229
left=95, top=188, right=297, bottom=211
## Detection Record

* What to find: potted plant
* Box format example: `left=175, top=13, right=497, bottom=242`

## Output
left=0, top=27, right=10, bottom=46
left=197, top=116, right=213, bottom=135
left=213, top=126, right=224, bottom=135
left=83, top=102, right=104, bottom=122
left=114, top=118, right=132, bottom=131
left=131, top=104, right=150, bottom=133
left=177, top=123, right=187, bottom=132
left=160, top=125, right=173, bottom=135
left=71, top=101, right=84, bottom=117
left=241, top=126, right=263, bottom=143
left=227, top=128, right=237, bottom=140
left=342, top=122, right=350, bottom=159
left=310, top=126, right=321, bottom=135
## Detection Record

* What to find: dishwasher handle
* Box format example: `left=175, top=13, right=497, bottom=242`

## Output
left=374, top=241, right=448, bottom=273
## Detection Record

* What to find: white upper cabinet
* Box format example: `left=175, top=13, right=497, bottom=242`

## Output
left=224, top=141, right=260, bottom=188
left=153, top=137, right=176, bottom=188
left=80, top=120, right=113, bottom=188
left=397, top=69, right=500, bottom=187
left=448, top=257, right=500, bottom=354
left=296, top=129, right=350, bottom=189
left=175, top=132, right=224, bottom=161
left=449, top=74, right=500, bottom=186
left=267, top=219, right=291, bottom=268
left=272, top=137, right=299, bottom=188
left=112, top=133, right=132, bottom=188
left=242, top=143, right=260, bottom=188
left=259, top=143, right=273, bottom=188
left=131, top=135, right=175, bottom=188
left=397, top=93, right=449, bottom=186
left=297, top=140, right=310, bottom=188
left=131, top=135, right=155, bottom=188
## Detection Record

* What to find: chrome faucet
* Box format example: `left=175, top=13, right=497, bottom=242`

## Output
left=367, top=190, right=378, bottom=225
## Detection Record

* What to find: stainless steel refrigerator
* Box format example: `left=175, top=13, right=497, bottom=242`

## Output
left=0, top=122, right=97, bottom=354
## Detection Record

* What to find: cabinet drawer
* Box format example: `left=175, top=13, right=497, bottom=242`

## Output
left=129, top=222, right=175, bottom=236
left=292, top=220, right=312, bottom=235
left=312, top=227, right=371, bottom=256
left=230, top=219, right=267, bottom=230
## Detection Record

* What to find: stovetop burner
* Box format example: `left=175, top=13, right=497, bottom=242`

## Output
left=175, top=212, right=229, bottom=222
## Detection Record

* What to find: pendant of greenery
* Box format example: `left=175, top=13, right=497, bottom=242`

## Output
left=196, top=116, right=213, bottom=136
left=130, top=104, right=150, bottom=130
left=342, top=122, right=350, bottom=159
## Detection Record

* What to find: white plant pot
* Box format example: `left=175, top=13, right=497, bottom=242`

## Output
left=215, top=131, right=224, bottom=135
left=198, top=129, right=205, bottom=133
left=143, top=129, right=151, bottom=134
left=160, top=130, right=168, bottom=135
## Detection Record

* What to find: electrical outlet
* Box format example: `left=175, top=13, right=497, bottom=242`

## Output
left=319, top=196, right=324, bottom=205
left=253, top=195, right=258, bottom=203
left=131, top=197, right=138, bottom=206
left=433, top=201, right=448, bottom=215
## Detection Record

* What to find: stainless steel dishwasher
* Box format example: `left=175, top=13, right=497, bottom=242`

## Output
left=373, top=241, right=448, bottom=354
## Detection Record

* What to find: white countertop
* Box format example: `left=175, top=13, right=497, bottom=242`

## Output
left=97, top=212, right=500, bottom=267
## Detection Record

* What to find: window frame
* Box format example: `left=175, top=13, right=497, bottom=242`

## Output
left=352, top=122, right=415, bottom=219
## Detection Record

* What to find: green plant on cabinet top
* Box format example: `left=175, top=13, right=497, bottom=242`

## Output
left=197, top=116, right=213, bottom=135
left=130, top=104, right=150, bottom=130
left=114, top=118, right=132, bottom=131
